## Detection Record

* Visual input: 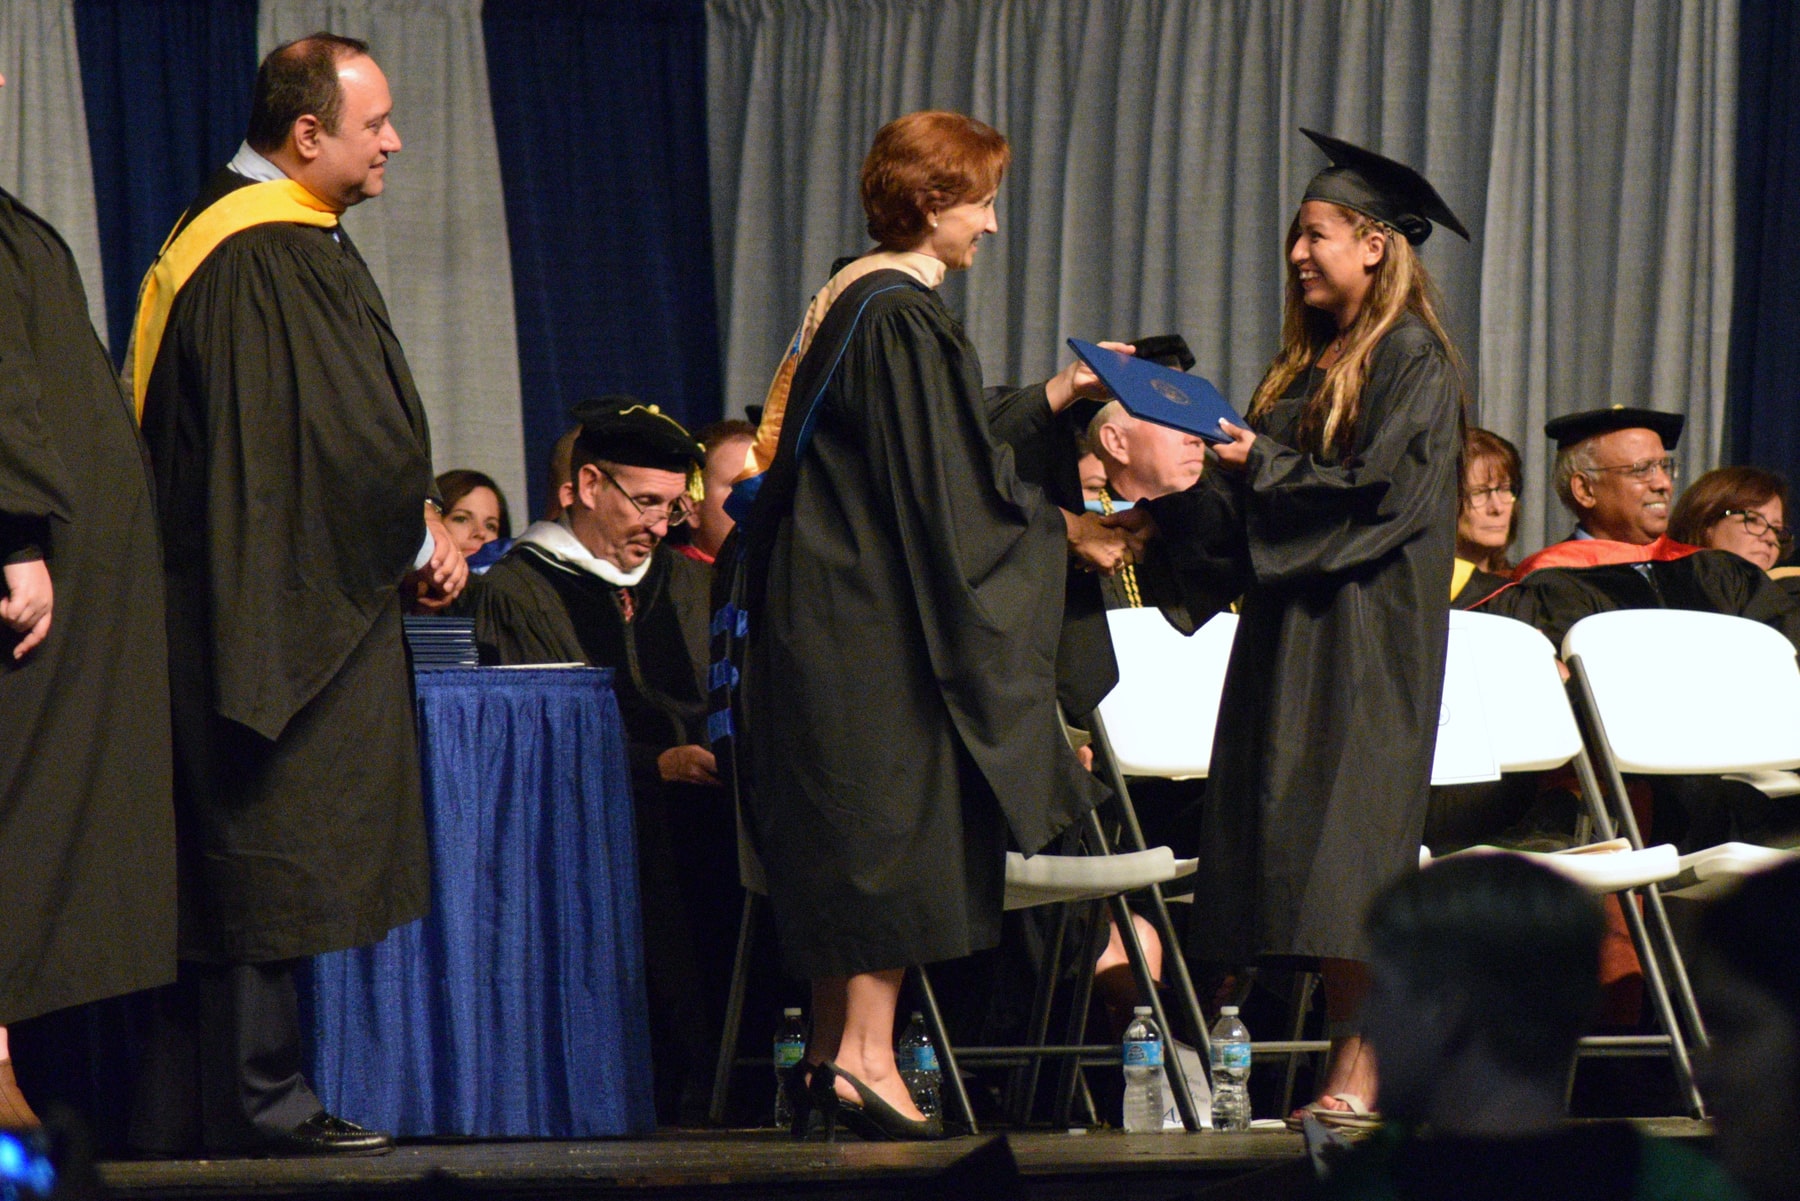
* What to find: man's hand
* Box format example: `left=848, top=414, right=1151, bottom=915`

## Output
left=1, top=559, right=53, bottom=659
left=406, top=504, right=469, bottom=613
left=658, top=744, right=722, bottom=787
left=1210, top=421, right=1257, bottom=472
left=1101, top=505, right=1157, bottom=562
left=1064, top=509, right=1138, bottom=575
left=1045, top=340, right=1136, bottom=413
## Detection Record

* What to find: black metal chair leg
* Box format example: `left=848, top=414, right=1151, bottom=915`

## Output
left=913, top=966, right=978, bottom=1134
left=708, top=889, right=759, bottom=1126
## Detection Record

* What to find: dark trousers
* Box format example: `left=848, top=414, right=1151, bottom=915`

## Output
left=129, top=960, right=322, bottom=1154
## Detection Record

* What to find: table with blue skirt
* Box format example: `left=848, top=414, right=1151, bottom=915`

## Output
left=303, top=666, right=655, bottom=1137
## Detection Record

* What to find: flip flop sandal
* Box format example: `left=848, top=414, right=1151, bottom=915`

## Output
left=1284, top=1093, right=1382, bottom=1132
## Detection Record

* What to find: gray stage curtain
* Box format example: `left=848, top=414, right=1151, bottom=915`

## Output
left=0, top=0, right=110, bottom=346
left=706, top=0, right=1735, bottom=557
left=259, top=0, right=529, bottom=519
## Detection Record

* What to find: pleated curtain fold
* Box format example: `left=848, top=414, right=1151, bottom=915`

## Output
left=706, top=0, right=1737, bottom=557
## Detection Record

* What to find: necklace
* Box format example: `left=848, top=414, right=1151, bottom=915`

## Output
left=1320, top=330, right=1350, bottom=368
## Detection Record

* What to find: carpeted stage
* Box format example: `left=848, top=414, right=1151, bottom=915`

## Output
left=93, top=1121, right=1709, bottom=1201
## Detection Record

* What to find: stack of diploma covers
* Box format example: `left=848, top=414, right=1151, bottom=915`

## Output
left=1067, top=338, right=1243, bottom=442
left=403, top=615, right=479, bottom=668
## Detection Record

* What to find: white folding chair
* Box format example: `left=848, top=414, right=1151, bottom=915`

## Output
left=709, top=776, right=1201, bottom=1132
left=1561, top=609, right=1800, bottom=1116
left=1072, top=608, right=1238, bottom=1128
left=1434, top=611, right=1708, bottom=1116
left=1666, top=842, right=1799, bottom=901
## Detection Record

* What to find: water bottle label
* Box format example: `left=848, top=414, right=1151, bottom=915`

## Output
left=1123, top=1039, right=1163, bottom=1068
left=1211, top=1043, right=1251, bottom=1071
left=774, top=1041, right=804, bottom=1069
left=913, top=1045, right=939, bottom=1072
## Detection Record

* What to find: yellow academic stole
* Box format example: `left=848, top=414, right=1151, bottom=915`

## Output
left=130, top=179, right=342, bottom=420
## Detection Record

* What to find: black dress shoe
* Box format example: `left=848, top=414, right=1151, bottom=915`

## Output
left=255, top=1111, right=393, bottom=1157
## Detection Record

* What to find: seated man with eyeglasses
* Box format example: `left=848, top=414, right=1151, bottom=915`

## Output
left=1473, top=406, right=1800, bottom=647
left=463, top=393, right=731, bottom=1124
left=1469, top=408, right=1800, bottom=859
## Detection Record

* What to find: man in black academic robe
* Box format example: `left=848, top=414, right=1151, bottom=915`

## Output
left=0, top=176, right=175, bottom=1126
left=462, top=395, right=727, bottom=1124
left=131, top=35, right=464, bottom=1157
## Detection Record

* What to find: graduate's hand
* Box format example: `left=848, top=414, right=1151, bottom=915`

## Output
left=416, top=505, right=469, bottom=604
left=1045, top=341, right=1135, bottom=412
left=1210, top=420, right=1256, bottom=471
left=659, top=743, right=722, bottom=787
left=1064, top=509, right=1134, bottom=575
left=1101, top=505, right=1157, bottom=562
left=1, top=559, right=53, bottom=659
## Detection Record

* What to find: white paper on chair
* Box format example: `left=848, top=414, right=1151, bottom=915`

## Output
left=1430, top=628, right=1501, bottom=785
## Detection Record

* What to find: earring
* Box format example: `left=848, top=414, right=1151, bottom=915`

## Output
left=930, top=216, right=939, bottom=229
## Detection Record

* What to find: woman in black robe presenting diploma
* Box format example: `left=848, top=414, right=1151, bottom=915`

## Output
left=1123, top=131, right=1469, bottom=1119
left=741, top=112, right=1120, bottom=1140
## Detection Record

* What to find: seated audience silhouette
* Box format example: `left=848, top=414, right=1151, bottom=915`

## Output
left=1313, top=854, right=1743, bottom=1200
left=1695, top=858, right=1800, bottom=1201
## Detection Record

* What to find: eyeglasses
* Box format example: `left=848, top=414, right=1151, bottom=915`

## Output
left=1464, top=485, right=1516, bottom=507
left=1583, top=455, right=1679, bottom=484
left=597, top=467, right=691, bottom=528
left=1721, top=508, right=1794, bottom=550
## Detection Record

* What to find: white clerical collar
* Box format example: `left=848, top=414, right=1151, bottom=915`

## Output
left=227, top=141, right=287, bottom=184
left=513, top=518, right=653, bottom=587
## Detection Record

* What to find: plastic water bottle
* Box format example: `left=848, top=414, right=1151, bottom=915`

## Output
left=895, top=1011, right=942, bottom=1117
left=1209, top=1005, right=1252, bottom=1132
left=772, top=1007, right=806, bottom=1128
left=1121, top=1006, right=1166, bottom=1133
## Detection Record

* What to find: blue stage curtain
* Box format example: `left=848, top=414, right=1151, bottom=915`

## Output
left=1730, top=0, right=1800, bottom=478
left=73, top=0, right=259, bottom=364
left=483, top=0, right=722, bottom=518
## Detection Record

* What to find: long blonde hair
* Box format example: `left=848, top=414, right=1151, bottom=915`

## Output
left=1248, top=206, right=1464, bottom=456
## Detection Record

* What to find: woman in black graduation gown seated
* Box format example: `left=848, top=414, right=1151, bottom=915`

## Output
left=1117, top=130, right=1469, bottom=1122
left=739, top=111, right=1118, bottom=1140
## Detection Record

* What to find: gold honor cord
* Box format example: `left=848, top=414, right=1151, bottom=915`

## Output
left=1097, top=490, right=1142, bottom=609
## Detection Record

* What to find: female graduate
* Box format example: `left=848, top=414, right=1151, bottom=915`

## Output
left=1127, top=130, right=1469, bottom=1121
left=739, top=111, right=1124, bottom=1141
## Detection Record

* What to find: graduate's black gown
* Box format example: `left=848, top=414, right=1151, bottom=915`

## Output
left=1145, top=312, right=1461, bottom=963
left=139, top=169, right=432, bottom=964
left=0, top=189, right=175, bottom=1023
left=745, top=276, right=1107, bottom=979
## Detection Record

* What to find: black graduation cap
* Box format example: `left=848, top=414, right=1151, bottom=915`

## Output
left=568, top=394, right=705, bottom=470
left=1543, top=405, right=1685, bottom=451
left=1129, top=334, right=1196, bottom=372
left=1300, top=129, right=1469, bottom=246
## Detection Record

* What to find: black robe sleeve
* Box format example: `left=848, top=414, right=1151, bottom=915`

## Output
left=823, top=290, right=1105, bottom=850
left=983, top=381, right=1120, bottom=716
left=461, top=556, right=591, bottom=667
left=1141, top=322, right=1460, bottom=630
left=0, top=196, right=76, bottom=564
left=145, top=223, right=433, bottom=740
left=1239, top=327, right=1462, bottom=584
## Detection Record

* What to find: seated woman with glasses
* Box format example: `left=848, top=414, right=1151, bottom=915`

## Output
left=1452, top=427, right=1523, bottom=608
left=1669, top=466, right=1794, bottom=576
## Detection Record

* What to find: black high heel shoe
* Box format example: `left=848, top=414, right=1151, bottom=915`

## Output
left=815, top=1061, right=946, bottom=1142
